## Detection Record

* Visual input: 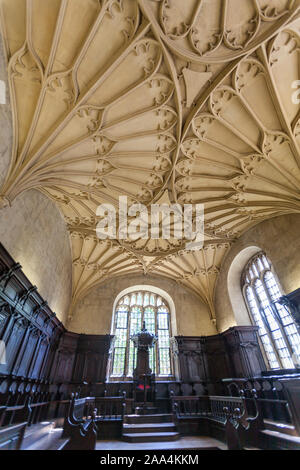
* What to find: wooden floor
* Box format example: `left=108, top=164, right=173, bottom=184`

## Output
left=96, top=436, right=227, bottom=451
left=20, top=422, right=228, bottom=450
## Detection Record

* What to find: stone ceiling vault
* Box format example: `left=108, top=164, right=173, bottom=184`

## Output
left=1, top=0, right=300, bottom=325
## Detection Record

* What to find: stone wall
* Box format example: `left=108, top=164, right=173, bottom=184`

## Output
left=0, top=189, right=72, bottom=325
left=67, top=274, right=217, bottom=337
left=215, top=214, right=300, bottom=332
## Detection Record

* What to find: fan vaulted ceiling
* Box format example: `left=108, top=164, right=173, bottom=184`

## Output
left=1, top=0, right=300, bottom=324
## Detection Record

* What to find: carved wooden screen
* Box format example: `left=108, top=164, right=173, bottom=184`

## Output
left=242, top=252, right=300, bottom=370
left=110, top=291, right=172, bottom=379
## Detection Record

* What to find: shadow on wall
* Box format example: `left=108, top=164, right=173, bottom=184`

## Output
left=0, top=33, right=12, bottom=188
left=227, top=245, right=261, bottom=327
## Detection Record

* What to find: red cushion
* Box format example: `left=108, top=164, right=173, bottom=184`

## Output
left=137, top=384, right=150, bottom=390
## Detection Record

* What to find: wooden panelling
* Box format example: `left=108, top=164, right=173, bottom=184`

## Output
left=0, top=243, right=64, bottom=384
left=175, top=326, right=266, bottom=394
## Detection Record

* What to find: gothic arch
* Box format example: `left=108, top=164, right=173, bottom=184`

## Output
left=227, top=245, right=262, bottom=326
left=111, top=284, right=177, bottom=337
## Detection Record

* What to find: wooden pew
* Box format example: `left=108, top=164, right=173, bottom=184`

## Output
left=62, top=410, right=98, bottom=451
left=0, top=396, right=32, bottom=427
left=62, top=393, right=131, bottom=444
left=92, top=394, right=130, bottom=439
left=62, top=394, right=88, bottom=437
left=61, top=394, right=98, bottom=450
left=171, top=390, right=262, bottom=449
left=0, top=422, right=27, bottom=450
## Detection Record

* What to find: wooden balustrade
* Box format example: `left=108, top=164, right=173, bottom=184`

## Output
left=84, top=393, right=134, bottom=420
left=170, top=394, right=246, bottom=421
left=170, top=390, right=262, bottom=449
left=223, top=376, right=295, bottom=425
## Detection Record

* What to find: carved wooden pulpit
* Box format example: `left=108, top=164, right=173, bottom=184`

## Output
left=131, top=322, right=157, bottom=406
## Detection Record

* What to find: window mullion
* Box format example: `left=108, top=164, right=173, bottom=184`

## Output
left=252, top=282, right=283, bottom=369
left=273, top=302, right=297, bottom=365
left=110, top=309, right=118, bottom=377
left=245, top=300, right=271, bottom=370
left=167, top=309, right=172, bottom=376
left=156, top=306, right=159, bottom=376
left=263, top=277, right=295, bottom=362
left=124, top=308, right=131, bottom=378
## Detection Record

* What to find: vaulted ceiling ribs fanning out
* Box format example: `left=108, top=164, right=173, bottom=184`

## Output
left=1, top=0, right=300, bottom=323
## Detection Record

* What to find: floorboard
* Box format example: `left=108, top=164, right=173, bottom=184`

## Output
left=96, top=435, right=227, bottom=450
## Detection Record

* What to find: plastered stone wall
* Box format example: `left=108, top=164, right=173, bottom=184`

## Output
left=68, top=274, right=217, bottom=337
left=215, top=214, right=300, bottom=333
left=0, top=33, right=12, bottom=188
left=0, top=189, right=72, bottom=325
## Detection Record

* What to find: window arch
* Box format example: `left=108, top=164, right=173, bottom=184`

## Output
left=110, top=289, right=173, bottom=379
left=242, top=252, right=300, bottom=370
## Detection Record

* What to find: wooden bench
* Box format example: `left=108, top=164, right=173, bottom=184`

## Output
left=0, top=422, right=27, bottom=450
left=62, top=393, right=131, bottom=444
left=171, top=390, right=262, bottom=450
left=0, top=396, right=32, bottom=427
left=61, top=393, right=98, bottom=450
left=62, top=394, right=90, bottom=437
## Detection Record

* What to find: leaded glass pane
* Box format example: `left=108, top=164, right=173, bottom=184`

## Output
left=149, top=346, right=156, bottom=374
left=158, top=310, right=169, bottom=330
left=264, top=271, right=281, bottom=301
left=158, top=329, right=170, bottom=348
left=127, top=340, right=137, bottom=377
left=112, top=348, right=126, bottom=376
left=257, top=258, right=264, bottom=271
left=144, top=307, right=155, bottom=333
left=159, top=348, right=171, bottom=375
left=126, top=307, right=142, bottom=376
left=246, top=287, right=279, bottom=369
left=137, top=292, right=143, bottom=305
left=262, top=255, right=270, bottom=269
left=130, top=306, right=142, bottom=333
left=252, top=263, right=259, bottom=277
left=114, top=328, right=127, bottom=347
left=115, top=306, right=128, bottom=328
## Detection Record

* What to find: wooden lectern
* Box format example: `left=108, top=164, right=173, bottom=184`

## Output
left=131, top=322, right=157, bottom=409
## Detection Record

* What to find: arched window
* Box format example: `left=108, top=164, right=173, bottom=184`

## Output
left=110, top=290, right=172, bottom=379
left=242, top=252, right=300, bottom=370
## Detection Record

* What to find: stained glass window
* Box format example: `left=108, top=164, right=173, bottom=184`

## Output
left=242, top=252, right=300, bottom=370
left=110, top=291, right=172, bottom=378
